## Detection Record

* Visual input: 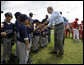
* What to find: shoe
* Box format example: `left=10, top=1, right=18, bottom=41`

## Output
left=33, top=49, right=38, bottom=53
left=49, top=51, right=57, bottom=54
left=27, top=58, right=32, bottom=64
left=56, top=52, right=64, bottom=57
left=77, top=39, right=81, bottom=42
left=41, top=46, right=44, bottom=48
left=44, top=45, right=47, bottom=47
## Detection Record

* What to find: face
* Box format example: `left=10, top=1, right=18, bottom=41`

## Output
left=75, top=19, right=79, bottom=21
left=24, top=19, right=30, bottom=25
left=5, top=15, right=12, bottom=22
left=17, top=16, right=20, bottom=19
left=31, top=15, right=33, bottom=18
left=47, top=8, right=52, bottom=14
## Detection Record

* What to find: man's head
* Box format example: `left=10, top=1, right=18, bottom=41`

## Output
left=75, top=18, right=79, bottom=21
left=19, top=14, right=30, bottom=25
left=47, top=7, right=53, bottom=14
left=14, top=12, right=22, bottom=19
left=4, top=12, right=13, bottom=22
left=29, top=12, right=33, bottom=18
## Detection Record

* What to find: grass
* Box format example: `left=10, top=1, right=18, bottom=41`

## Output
left=1, top=30, right=83, bottom=64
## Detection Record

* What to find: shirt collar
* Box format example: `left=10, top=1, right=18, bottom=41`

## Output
left=6, top=22, right=11, bottom=25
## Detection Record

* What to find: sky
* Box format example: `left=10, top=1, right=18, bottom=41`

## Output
left=1, top=1, right=83, bottom=24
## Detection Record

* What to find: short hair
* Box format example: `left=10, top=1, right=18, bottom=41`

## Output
left=47, top=7, right=53, bottom=10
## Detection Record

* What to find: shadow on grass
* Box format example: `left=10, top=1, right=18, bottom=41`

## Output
left=46, top=54, right=64, bottom=64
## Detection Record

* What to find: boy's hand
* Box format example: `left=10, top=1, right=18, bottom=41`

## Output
left=1, top=32, right=7, bottom=36
left=26, top=45, right=30, bottom=50
left=1, top=24, right=4, bottom=28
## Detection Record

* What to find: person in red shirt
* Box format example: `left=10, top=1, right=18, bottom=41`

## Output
left=79, top=21, right=83, bottom=39
left=72, top=18, right=81, bottom=41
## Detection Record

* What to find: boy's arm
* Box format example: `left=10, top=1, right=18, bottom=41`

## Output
left=24, top=38, right=30, bottom=50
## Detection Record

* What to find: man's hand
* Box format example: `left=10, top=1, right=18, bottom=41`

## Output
left=41, top=26, right=48, bottom=32
left=1, top=32, right=7, bottom=36
left=38, top=24, right=44, bottom=28
left=44, top=26, right=48, bottom=29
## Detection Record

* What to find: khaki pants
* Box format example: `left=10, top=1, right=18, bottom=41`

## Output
left=54, top=22, right=64, bottom=54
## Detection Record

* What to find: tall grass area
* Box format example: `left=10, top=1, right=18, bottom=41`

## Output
left=1, top=30, right=83, bottom=64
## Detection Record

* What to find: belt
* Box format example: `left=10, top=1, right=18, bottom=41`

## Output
left=55, top=22, right=63, bottom=26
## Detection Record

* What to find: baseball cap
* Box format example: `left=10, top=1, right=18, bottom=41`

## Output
left=14, top=12, right=22, bottom=17
left=75, top=18, right=79, bottom=20
left=33, top=19, right=40, bottom=23
left=4, top=12, right=13, bottom=18
left=19, top=14, right=30, bottom=22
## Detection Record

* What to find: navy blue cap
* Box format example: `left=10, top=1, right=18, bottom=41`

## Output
left=14, top=12, right=22, bottom=17
left=19, top=14, right=30, bottom=22
left=5, top=12, right=12, bottom=18
left=33, top=19, right=40, bottom=23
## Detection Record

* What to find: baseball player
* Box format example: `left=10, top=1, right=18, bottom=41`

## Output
left=16, top=14, right=30, bottom=64
left=72, top=18, right=81, bottom=42
left=32, top=20, right=40, bottom=53
left=1, top=12, right=15, bottom=64
left=14, top=12, right=22, bottom=60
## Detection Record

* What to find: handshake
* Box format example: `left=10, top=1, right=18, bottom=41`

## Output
left=34, top=23, right=48, bottom=32
left=38, top=24, right=48, bottom=32
left=38, top=24, right=44, bottom=28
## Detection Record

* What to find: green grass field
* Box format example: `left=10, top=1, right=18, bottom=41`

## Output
left=1, top=30, right=83, bottom=64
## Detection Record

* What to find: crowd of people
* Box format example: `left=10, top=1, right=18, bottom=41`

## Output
left=1, top=6, right=83, bottom=64
left=1, top=10, right=51, bottom=64
left=64, top=18, right=83, bottom=40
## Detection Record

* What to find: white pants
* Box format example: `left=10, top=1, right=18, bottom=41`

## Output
left=73, top=28, right=79, bottom=40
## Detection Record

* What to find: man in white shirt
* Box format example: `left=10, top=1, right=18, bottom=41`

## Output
left=40, top=7, right=64, bottom=57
